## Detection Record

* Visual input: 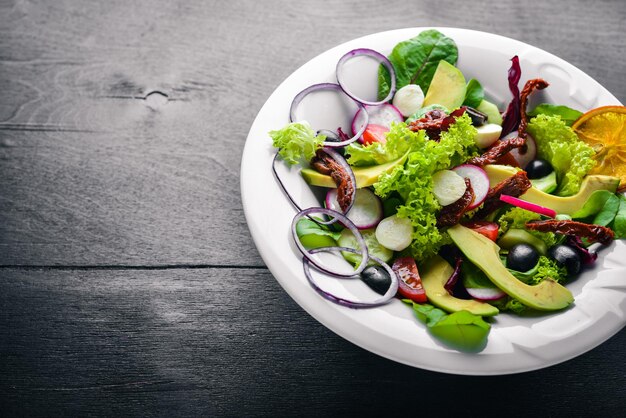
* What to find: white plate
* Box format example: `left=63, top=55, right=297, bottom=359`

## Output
left=240, top=27, right=626, bottom=375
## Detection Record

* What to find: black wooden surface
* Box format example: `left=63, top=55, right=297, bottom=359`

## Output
left=1, top=0, right=625, bottom=416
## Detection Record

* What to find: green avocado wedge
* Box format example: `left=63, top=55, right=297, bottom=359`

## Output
left=421, top=255, right=499, bottom=316
left=484, top=165, right=620, bottom=216
left=448, top=225, right=573, bottom=311
left=422, top=60, right=466, bottom=110
left=300, top=152, right=408, bottom=188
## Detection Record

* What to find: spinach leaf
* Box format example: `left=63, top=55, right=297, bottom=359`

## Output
left=592, top=194, right=620, bottom=226
left=611, top=196, right=626, bottom=238
left=527, top=104, right=583, bottom=126
left=463, top=79, right=484, bottom=108
left=403, top=300, right=490, bottom=352
left=572, top=190, right=614, bottom=219
left=378, top=29, right=458, bottom=100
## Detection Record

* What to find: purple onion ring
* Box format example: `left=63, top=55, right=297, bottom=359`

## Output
left=336, top=48, right=397, bottom=106
left=292, top=207, right=369, bottom=276
left=303, top=247, right=398, bottom=308
left=289, top=83, right=368, bottom=147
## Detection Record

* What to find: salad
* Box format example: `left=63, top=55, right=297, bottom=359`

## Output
left=267, top=29, right=626, bottom=352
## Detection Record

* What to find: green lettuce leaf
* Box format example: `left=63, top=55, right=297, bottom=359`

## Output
left=496, top=207, right=558, bottom=248
left=345, top=122, right=422, bottom=167
left=269, top=122, right=324, bottom=165
left=527, top=104, right=583, bottom=126
left=527, top=114, right=595, bottom=196
left=374, top=114, right=478, bottom=261
left=612, top=196, right=626, bottom=238
left=378, top=29, right=458, bottom=100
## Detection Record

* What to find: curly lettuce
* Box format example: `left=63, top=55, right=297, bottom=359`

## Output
left=374, top=114, right=479, bottom=261
left=496, top=207, right=558, bottom=248
left=527, top=114, right=595, bottom=196
left=345, top=122, right=423, bottom=167
left=269, top=122, right=324, bottom=165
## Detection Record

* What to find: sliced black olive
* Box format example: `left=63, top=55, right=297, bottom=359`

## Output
left=525, top=159, right=554, bottom=179
left=360, top=265, right=392, bottom=295
left=507, top=244, right=540, bottom=272
left=548, top=244, right=581, bottom=276
left=465, top=107, right=488, bottom=127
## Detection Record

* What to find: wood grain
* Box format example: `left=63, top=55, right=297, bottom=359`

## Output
left=1, top=0, right=624, bottom=265
left=1, top=268, right=625, bottom=416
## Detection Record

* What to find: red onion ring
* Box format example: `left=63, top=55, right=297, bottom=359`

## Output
left=272, top=153, right=303, bottom=212
left=303, top=247, right=398, bottom=308
left=292, top=207, right=369, bottom=276
left=336, top=48, right=397, bottom=106
left=289, top=83, right=368, bottom=147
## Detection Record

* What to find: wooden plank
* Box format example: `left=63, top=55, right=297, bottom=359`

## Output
left=0, top=0, right=624, bottom=266
left=1, top=267, right=625, bottom=416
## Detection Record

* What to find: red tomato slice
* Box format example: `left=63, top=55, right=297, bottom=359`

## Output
left=392, top=257, right=427, bottom=303
left=462, top=221, right=499, bottom=241
left=361, top=124, right=388, bottom=145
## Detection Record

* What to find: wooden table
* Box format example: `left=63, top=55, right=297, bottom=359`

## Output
left=2, top=0, right=625, bottom=415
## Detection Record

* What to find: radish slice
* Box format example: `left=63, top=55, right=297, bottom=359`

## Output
left=351, top=104, right=404, bottom=140
left=466, top=287, right=507, bottom=301
left=503, top=132, right=537, bottom=169
left=326, top=188, right=383, bottom=229
left=500, top=194, right=557, bottom=218
left=336, top=48, right=396, bottom=106
left=432, top=170, right=467, bottom=206
left=452, top=164, right=490, bottom=210
left=375, top=214, right=414, bottom=251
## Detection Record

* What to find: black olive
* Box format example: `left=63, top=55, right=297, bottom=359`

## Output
left=465, top=107, right=488, bottom=127
left=525, top=159, right=554, bottom=179
left=507, top=244, right=540, bottom=272
left=360, top=265, right=392, bottom=295
left=548, top=244, right=581, bottom=276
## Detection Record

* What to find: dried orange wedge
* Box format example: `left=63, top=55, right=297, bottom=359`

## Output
left=571, top=106, right=626, bottom=190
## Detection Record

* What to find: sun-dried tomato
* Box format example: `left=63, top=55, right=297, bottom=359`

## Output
left=475, top=171, right=532, bottom=218
left=526, top=220, right=614, bottom=245
left=310, top=149, right=354, bottom=212
left=437, top=179, right=474, bottom=227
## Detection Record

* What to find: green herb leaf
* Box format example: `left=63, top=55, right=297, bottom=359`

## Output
left=612, top=196, right=626, bottom=238
left=463, top=79, right=484, bottom=108
left=593, top=194, right=620, bottom=226
left=378, top=29, right=458, bottom=100
left=527, top=104, right=583, bottom=126
left=403, top=300, right=490, bottom=352
left=572, top=190, right=614, bottom=219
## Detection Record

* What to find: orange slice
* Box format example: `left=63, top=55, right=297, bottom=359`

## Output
left=571, top=106, right=626, bottom=190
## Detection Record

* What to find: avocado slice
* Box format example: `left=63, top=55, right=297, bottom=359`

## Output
left=448, top=225, right=573, bottom=311
left=476, top=99, right=503, bottom=126
left=300, top=152, right=408, bottom=188
left=498, top=228, right=548, bottom=255
left=422, top=61, right=466, bottom=110
left=421, top=255, right=499, bottom=317
left=483, top=165, right=620, bottom=215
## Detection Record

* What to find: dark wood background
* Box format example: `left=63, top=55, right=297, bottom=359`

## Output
left=1, top=0, right=625, bottom=416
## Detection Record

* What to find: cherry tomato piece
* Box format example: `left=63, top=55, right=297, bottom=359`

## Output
left=392, top=257, right=427, bottom=303
left=361, top=124, right=388, bottom=145
left=462, top=221, right=499, bottom=241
